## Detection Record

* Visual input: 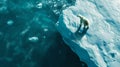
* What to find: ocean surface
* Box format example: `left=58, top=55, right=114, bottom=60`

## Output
left=0, top=0, right=87, bottom=67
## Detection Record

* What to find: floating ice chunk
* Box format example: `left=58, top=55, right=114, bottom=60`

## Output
left=43, top=28, right=48, bottom=32
left=28, top=36, right=39, bottom=42
left=7, top=20, right=14, bottom=25
left=21, top=26, right=30, bottom=35
left=43, top=36, right=46, bottom=39
left=36, top=3, right=42, bottom=8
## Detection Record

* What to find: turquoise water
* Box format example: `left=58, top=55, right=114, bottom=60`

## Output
left=0, top=0, right=87, bottom=67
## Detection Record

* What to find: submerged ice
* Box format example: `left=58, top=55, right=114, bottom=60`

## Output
left=56, top=0, right=120, bottom=67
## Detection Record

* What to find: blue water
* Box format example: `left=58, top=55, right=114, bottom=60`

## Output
left=0, top=0, right=87, bottom=67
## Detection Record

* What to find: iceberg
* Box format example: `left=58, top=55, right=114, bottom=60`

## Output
left=56, top=0, right=120, bottom=67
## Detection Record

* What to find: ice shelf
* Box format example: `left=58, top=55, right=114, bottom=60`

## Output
left=56, top=0, right=120, bottom=67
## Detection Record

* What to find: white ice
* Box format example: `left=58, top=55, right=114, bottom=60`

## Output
left=56, top=0, right=120, bottom=67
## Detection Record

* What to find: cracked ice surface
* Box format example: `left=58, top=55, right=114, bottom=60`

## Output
left=56, top=0, right=120, bottom=67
